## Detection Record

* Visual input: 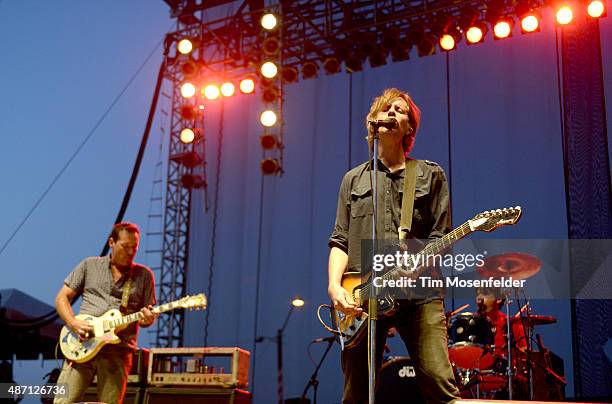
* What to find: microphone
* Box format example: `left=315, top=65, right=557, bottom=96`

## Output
left=368, top=118, right=398, bottom=129
left=311, top=336, right=336, bottom=344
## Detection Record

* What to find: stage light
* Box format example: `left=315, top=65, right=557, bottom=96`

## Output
left=180, top=59, right=199, bottom=77
left=260, top=110, right=277, bottom=127
left=203, top=84, right=220, bottom=100
left=493, top=18, right=513, bottom=39
left=261, top=62, right=278, bottom=79
left=260, top=157, right=281, bottom=175
left=180, top=128, right=196, bottom=144
left=291, top=297, right=305, bottom=307
left=466, top=25, right=486, bottom=44
left=416, top=33, right=436, bottom=57
left=262, top=87, right=279, bottom=103
left=263, top=37, right=280, bottom=56
left=281, top=67, right=298, bottom=83
left=261, top=13, right=278, bottom=30
left=181, top=82, right=196, bottom=98
left=588, top=1, right=606, bottom=18
left=369, top=49, right=388, bottom=68
left=439, top=34, right=456, bottom=51
left=240, top=78, right=256, bottom=94
left=556, top=5, right=574, bottom=25
left=260, top=134, right=279, bottom=150
left=172, top=151, right=203, bottom=168
left=181, top=173, right=205, bottom=189
left=179, top=105, right=198, bottom=120
left=177, top=38, right=193, bottom=55
left=521, top=14, right=540, bottom=33
left=323, top=57, right=341, bottom=74
left=301, top=61, right=318, bottom=79
left=220, top=82, right=235, bottom=97
left=345, top=54, right=363, bottom=73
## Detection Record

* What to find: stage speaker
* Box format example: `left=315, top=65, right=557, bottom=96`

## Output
left=83, top=386, right=143, bottom=404
left=531, top=350, right=566, bottom=400
left=143, top=387, right=252, bottom=404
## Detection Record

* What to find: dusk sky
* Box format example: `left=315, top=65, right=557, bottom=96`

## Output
left=1, top=2, right=610, bottom=401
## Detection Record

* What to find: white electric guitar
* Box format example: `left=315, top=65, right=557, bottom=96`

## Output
left=59, top=293, right=207, bottom=363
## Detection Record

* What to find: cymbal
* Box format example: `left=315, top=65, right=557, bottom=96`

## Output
left=511, top=314, right=557, bottom=326
left=477, top=252, right=541, bottom=280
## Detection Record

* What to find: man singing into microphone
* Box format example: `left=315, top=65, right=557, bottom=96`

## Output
left=328, top=88, right=459, bottom=403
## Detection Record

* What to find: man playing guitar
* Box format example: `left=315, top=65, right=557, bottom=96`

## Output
left=328, top=88, right=459, bottom=403
left=54, top=222, right=158, bottom=404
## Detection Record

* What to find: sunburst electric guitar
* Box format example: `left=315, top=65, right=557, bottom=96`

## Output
left=331, top=207, right=522, bottom=349
left=60, top=293, right=207, bottom=363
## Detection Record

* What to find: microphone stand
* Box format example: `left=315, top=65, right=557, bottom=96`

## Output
left=300, top=338, right=335, bottom=404
left=368, top=124, right=381, bottom=404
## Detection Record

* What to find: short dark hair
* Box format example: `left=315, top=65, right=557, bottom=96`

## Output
left=110, top=222, right=140, bottom=242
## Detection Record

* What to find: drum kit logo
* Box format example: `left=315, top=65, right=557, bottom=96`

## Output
left=397, top=365, right=416, bottom=378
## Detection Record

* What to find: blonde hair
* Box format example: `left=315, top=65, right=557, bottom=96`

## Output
left=365, top=88, right=421, bottom=156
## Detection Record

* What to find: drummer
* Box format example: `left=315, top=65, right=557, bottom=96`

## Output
left=476, top=286, right=527, bottom=355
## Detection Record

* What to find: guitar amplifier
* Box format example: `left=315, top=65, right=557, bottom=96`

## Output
left=147, top=347, right=249, bottom=388
left=143, top=387, right=251, bottom=404
left=83, top=386, right=143, bottom=404
left=92, top=348, right=149, bottom=385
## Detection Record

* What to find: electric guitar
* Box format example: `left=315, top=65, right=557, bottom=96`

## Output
left=331, top=207, right=522, bottom=349
left=59, top=293, right=207, bottom=363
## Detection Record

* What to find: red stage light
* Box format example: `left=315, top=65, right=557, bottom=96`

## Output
left=521, top=14, right=540, bottom=33
left=556, top=5, right=574, bottom=25
left=439, top=34, right=456, bottom=51
left=240, top=78, right=256, bottom=94
left=220, top=82, right=235, bottom=97
left=260, top=158, right=281, bottom=175
left=260, top=134, right=278, bottom=150
left=587, top=1, right=606, bottom=18
left=466, top=26, right=484, bottom=44
left=180, top=128, right=196, bottom=144
left=493, top=19, right=513, bottom=39
left=203, top=85, right=220, bottom=100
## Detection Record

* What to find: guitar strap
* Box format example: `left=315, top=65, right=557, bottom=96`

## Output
left=399, top=158, right=418, bottom=240
left=120, top=270, right=133, bottom=310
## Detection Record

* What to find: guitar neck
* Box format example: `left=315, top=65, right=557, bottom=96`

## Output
left=385, top=220, right=474, bottom=279
left=419, top=220, right=473, bottom=256
left=111, top=300, right=181, bottom=328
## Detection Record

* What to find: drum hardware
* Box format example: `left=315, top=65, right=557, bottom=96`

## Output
left=447, top=312, right=496, bottom=369
left=477, top=252, right=543, bottom=400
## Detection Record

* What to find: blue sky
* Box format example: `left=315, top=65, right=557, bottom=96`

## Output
left=0, top=2, right=171, bottom=306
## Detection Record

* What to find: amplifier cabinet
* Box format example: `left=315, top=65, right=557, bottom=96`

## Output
left=143, top=387, right=252, bottom=404
left=83, top=386, right=143, bottom=404
left=92, top=348, right=149, bottom=385
left=148, top=347, right=249, bottom=388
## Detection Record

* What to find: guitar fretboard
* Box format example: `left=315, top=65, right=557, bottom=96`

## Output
left=104, top=300, right=182, bottom=330
left=361, top=220, right=474, bottom=295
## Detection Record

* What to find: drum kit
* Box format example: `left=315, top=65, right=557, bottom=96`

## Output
left=379, top=252, right=566, bottom=401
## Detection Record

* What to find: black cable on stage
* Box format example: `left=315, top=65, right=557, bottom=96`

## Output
left=0, top=38, right=168, bottom=328
left=203, top=100, right=225, bottom=347
left=445, top=52, right=455, bottom=312
left=250, top=170, right=266, bottom=396
left=101, top=58, right=167, bottom=256
left=0, top=37, right=166, bottom=261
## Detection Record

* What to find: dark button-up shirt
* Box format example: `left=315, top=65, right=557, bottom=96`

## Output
left=329, top=158, right=451, bottom=300
left=64, top=255, right=156, bottom=349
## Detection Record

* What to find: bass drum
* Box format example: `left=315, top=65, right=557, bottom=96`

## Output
left=376, top=357, right=425, bottom=404
left=448, top=312, right=496, bottom=369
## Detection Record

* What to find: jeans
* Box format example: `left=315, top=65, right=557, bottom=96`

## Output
left=54, top=345, right=132, bottom=404
left=341, top=299, right=459, bottom=404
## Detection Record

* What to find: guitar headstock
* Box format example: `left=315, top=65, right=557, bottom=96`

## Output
left=176, top=293, right=207, bottom=311
left=469, top=206, right=522, bottom=232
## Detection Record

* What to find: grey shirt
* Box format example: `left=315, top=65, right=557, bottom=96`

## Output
left=64, top=255, right=156, bottom=349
